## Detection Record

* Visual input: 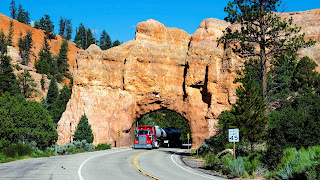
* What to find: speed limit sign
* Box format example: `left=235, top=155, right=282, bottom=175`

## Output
left=228, top=129, right=239, bottom=142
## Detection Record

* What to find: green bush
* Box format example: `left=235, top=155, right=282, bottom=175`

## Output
left=242, top=152, right=262, bottom=175
left=95, top=143, right=111, bottom=151
left=227, top=157, right=246, bottom=177
left=56, top=140, right=95, bottom=155
left=272, top=146, right=320, bottom=179
left=203, top=153, right=221, bottom=169
left=3, top=143, right=33, bottom=157
left=67, top=146, right=76, bottom=154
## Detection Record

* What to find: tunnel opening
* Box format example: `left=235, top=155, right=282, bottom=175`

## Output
left=136, top=109, right=192, bottom=148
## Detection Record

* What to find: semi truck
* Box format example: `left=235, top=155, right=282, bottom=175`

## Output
left=133, top=122, right=181, bottom=149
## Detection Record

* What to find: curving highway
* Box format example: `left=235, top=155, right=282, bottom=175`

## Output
left=0, top=148, right=225, bottom=180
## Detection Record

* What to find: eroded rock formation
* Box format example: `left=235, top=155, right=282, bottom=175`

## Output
left=57, top=9, right=320, bottom=148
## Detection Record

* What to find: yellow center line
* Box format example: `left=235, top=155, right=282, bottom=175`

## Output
left=131, top=149, right=161, bottom=180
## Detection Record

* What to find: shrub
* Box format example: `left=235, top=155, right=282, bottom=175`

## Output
left=198, top=135, right=226, bottom=155
left=203, top=153, right=221, bottom=169
left=67, top=146, right=76, bottom=154
left=56, top=140, right=95, bottom=155
left=95, top=143, right=111, bottom=151
left=3, top=143, right=33, bottom=157
left=242, top=152, right=262, bottom=175
left=227, top=157, right=246, bottom=178
left=84, top=143, right=94, bottom=152
left=273, top=146, right=320, bottom=179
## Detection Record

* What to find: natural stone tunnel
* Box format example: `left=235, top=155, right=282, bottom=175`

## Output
left=57, top=10, right=320, bottom=148
left=57, top=19, right=240, bottom=148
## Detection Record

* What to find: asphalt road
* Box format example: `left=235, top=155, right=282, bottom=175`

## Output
left=0, top=147, right=225, bottom=180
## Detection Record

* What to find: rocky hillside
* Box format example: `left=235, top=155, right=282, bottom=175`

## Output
left=0, top=13, right=79, bottom=70
left=0, top=13, right=80, bottom=101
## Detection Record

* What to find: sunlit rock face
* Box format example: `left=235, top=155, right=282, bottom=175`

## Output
left=57, top=9, right=320, bottom=148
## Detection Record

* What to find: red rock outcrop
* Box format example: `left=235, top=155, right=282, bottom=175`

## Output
left=57, top=9, right=320, bottom=148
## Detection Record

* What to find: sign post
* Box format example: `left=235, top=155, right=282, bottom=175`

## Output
left=118, top=130, right=120, bottom=147
left=228, top=129, right=239, bottom=159
left=187, top=133, right=190, bottom=150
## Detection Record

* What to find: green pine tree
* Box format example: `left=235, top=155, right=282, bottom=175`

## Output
left=99, top=30, right=112, bottom=50
left=16, top=3, right=30, bottom=25
left=86, top=28, right=95, bottom=49
left=59, top=17, right=72, bottom=40
left=7, top=20, right=14, bottom=46
left=57, top=40, right=69, bottom=75
left=18, top=30, right=33, bottom=66
left=65, top=19, right=72, bottom=41
left=74, top=23, right=95, bottom=49
left=218, top=59, right=267, bottom=152
left=9, top=0, right=17, bottom=19
left=74, top=113, right=94, bottom=143
left=59, top=17, right=66, bottom=38
left=49, top=85, right=72, bottom=124
left=47, top=78, right=58, bottom=105
left=40, top=74, right=45, bottom=91
left=74, top=23, right=86, bottom=48
left=0, top=92, right=58, bottom=150
left=35, top=37, right=52, bottom=75
left=219, top=0, right=315, bottom=111
left=17, top=69, right=37, bottom=98
left=268, top=50, right=297, bottom=109
left=0, top=30, right=20, bottom=96
left=34, top=14, right=55, bottom=39
left=112, top=40, right=121, bottom=47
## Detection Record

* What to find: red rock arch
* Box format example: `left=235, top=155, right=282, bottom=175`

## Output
left=57, top=19, right=240, bottom=148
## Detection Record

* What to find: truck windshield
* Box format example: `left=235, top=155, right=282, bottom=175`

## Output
left=138, top=130, right=150, bottom=135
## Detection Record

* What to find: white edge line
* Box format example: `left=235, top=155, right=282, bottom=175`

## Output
left=170, top=152, right=219, bottom=180
left=78, top=148, right=131, bottom=180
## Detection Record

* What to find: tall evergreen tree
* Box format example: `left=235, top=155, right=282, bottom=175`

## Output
left=40, top=74, right=45, bottom=91
left=49, top=85, right=72, bottom=124
left=59, top=17, right=66, bottom=38
left=7, top=20, right=14, bottom=46
left=16, top=3, right=30, bottom=25
left=86, top=28, right=95, bottom=49
left=0, top=30, right=20, bottom=95
left=65, top=19, right=72, bottom=41
left=9, top=0, right=17, bottom=19
left=112, top=40, right=121, bottom=47
left=17, top=69, right=37, bottom=98
left=99, top=30, right=112, bottom=50
left=18, top=30, right=33, bottom=66
left=74, top=113, right=94, bottom=143
left=57, top=40, right=69, bottom=75
left=268, top=50, right=297, bottom=109
left=74, top=23, right=86, bottom=48
left=34, top=14, right=55, bottom=40
left=74, top=23, right=95, bottom=49
left=47, top=78, right=58, bottom=105
left=218, top=59, right=267, bottom=152
left=219, top=0, right=315, bottom=112
left=35, top=37, right=53, bottom=75
left=58, top=17, right=72, bottom=40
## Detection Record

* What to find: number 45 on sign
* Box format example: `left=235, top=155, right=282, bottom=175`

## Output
left=228, top=129, right=239, bottom=142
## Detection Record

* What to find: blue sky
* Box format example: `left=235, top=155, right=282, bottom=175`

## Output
left=0, top=0, right=319, bottom=43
